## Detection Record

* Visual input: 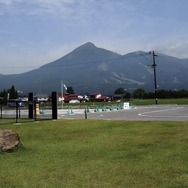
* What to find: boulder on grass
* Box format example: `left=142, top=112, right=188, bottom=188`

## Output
left=0, top=129, right=21, bottom=152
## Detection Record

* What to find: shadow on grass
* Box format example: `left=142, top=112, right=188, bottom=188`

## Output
left=0, top=117, right=53, bottom=126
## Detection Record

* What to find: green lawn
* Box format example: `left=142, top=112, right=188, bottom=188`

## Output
left=0, top=119, right=188, bottom=187
left=131, top=98, right=188, bottom=105
left=57, top=98, right=188, bottom=109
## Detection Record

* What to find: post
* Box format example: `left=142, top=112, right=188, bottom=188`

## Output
left=16, top=101, right=19, bottom=123
left=84, top=107, right=88, bottom=119
left=152, top=51, right=158, bottom=105
left=28, top=92, right=34, bottom=119
left=61, top=80, right=63, bottom=109
left=0, top=102, right=2, bottom=119
left=52, top=92, right=58, bottom=119
left=19, top=108, right=21, bottom=119
left=34, top=101, right=37, bottom=121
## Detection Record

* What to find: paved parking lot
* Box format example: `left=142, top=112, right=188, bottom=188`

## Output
left=1, top=105, right=188, bottom=121
left=60, top=105, right=188, bottom=121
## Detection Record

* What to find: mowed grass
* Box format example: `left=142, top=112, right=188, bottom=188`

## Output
left=131, top=98, right=188, bottom=106
left=0, top=119, right=188, bottom=187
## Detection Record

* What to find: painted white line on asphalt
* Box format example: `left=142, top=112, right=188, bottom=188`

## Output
left=138, top=106, right=188, bottom=118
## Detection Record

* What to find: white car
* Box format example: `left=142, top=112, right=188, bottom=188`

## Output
left=69, top=99, right=80, bottom=103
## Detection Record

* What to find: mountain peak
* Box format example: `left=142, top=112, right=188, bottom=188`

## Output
left=74, top=42, right=97, bottom=51
left=62, top=42, right=121, bottom=63
left=82, top=42, right=96, bottom=47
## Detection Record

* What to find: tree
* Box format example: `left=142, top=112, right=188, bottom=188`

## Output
left=133, top=88, right=146, bottom=99
left=0, top=89, right=7, bottom=104
left=114, top=87, right=131, bottom=99
left=67, top=86, right=74, bottom=94
left=114, top=87, right=125, bottom=94
left=8, top=85, right=18, bottom=99
left=0, top=89, right=7, bottom=98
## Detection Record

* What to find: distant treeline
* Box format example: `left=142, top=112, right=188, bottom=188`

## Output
left=0, top=85, right=18, bottom=103
left=114, top=87, right=188, bottom=99
left=1, top=86, right=188, bottom=104
left=132, top=88, right=188, bottom=99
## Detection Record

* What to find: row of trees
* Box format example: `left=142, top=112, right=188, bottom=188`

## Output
left=0, top=85, right=74, bottom=100
left=114, top=88, right=188, bottom=99
left=0, top=86, right=188, bottom=103
left=0, top=85, right=18, bottom=103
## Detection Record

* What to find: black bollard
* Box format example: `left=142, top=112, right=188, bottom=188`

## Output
left=84, top=108, right=87, bottom=119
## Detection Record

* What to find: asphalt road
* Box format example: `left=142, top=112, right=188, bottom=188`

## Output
left=60, top=105, right=188, bottom=121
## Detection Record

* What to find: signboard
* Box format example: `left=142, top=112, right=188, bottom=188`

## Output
left=123, top=102, right=130, bottom=110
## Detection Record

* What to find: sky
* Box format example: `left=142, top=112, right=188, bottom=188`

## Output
left=0, top=0, right=188, bottom=74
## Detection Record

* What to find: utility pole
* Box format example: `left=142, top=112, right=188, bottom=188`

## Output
left=151, top=51, right=158, bottom=104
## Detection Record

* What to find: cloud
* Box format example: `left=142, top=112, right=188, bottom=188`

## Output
left=0, top=0, right=133, bottom=20
left=154, top=42, right=188, bottom=59
left=0, top=0, right=74, bottom=16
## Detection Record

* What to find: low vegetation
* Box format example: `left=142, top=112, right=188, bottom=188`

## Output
left=0, top=119, right=188, bottom=187
left=130, top=98, right=188, bottom=106
left=58, top=98, right=188, bottom=109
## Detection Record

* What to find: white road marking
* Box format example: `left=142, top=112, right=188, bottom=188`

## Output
left=138, top=106, right=188, bottom=118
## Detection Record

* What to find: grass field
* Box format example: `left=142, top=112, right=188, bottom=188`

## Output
left=57, top=98, right=188, bottom=109
left=131, top=98, right=188, bottom=106
left=0, top=119, right=188, bottom=187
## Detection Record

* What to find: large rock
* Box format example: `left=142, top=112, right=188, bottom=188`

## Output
left=0, top=130, right=21, bottom=152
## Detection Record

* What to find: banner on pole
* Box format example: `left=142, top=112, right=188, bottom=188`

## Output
left=63, top=84, right=67, bottom=90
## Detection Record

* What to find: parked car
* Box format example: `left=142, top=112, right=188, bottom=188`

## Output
left=69, top=99, right=80, bottom=103
left=64, top=94, right=89, bottom=103
left=89, top=93, right=111, bottom=102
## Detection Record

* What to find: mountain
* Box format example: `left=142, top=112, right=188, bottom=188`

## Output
left=42, top=42, right=121, bottom=68
left=0, top=42, right=188, bottom=94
